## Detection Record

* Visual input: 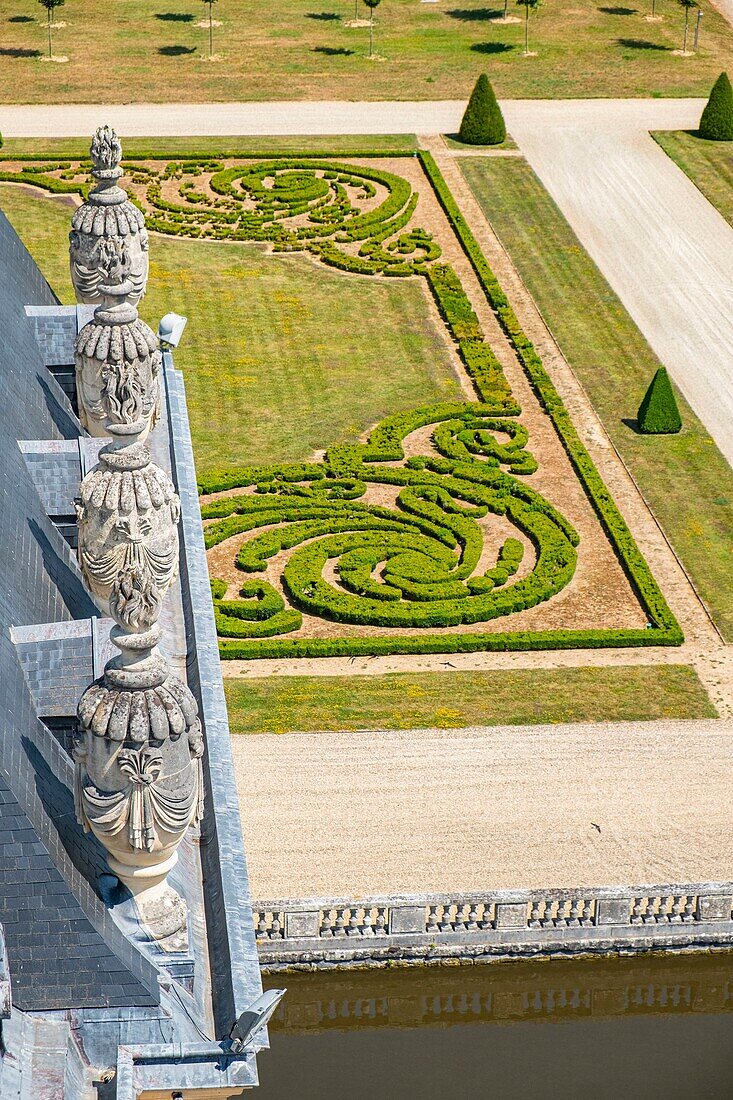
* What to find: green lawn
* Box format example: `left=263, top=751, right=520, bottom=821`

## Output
left=224, top=665, right=716, bottom=733
left=1, top=0, right=732, bottom=103
left=459, top=155, right=733, bottom=639
left=653, top=130, right=733, bottom=225
left=0, top=184, right=461, bottom=474
left=0, top=135, right=418, bottom=160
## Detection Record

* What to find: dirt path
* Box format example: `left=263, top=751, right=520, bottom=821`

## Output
left=233, top=717, right=733, bottom=898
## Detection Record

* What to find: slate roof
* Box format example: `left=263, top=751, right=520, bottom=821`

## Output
left=0, top=209, right=159, bottom=1011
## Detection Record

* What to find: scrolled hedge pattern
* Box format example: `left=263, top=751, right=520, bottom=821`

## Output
left=211, top=578, right=302, bottom=638
left=0, top=149, right=681, bottom=654
left=202, top=404, right=579, bottom=641
left=0, top=154, right=441, bottom=275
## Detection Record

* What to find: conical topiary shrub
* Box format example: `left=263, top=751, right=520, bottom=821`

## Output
left=637, top=367, right=682, bottom=434
left=699, top=72, right=733, bottom=141
left=458, top=74, right=506, bottom=146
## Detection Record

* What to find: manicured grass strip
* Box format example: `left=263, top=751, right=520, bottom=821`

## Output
left=652, top=130, right=733, bottom=228
left=0, top=184, right=462, bottom=475
left=442, top=135, right=518, bottom=152
left=224, top=665, right=716, bottom=734
left=419, top=151, right=681, bottom=646
left=458, top=153, right=733, bottom=640
left=0, top=135, right=418, bottom=160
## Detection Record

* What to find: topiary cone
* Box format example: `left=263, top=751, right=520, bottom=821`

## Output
left=637, top=367, right=682, bottom=434
left=699, top=72, right=733, bottom=141
left=458, top=74, right=506, bottom=146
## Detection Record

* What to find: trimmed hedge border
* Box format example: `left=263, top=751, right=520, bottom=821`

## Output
left=418, top=150, right=682, bottom=647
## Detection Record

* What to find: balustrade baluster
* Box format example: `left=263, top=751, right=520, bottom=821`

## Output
left=375, top=906, right=388, bottom=935
left=320, top=910, right=335, bottom=937
left=347, top=909, right=361, bottom=936
left=529, top=900, right=543, bottom=928
left=453, top=904, right=468, bottom=933
left=479, top=903, right=495, bottom=930
left=631, top=897, right=643, bottom=925
left=683, top=896, right=697, bottom=922
left=467, top=903, right=480, bottom=931
left=427, top=906, right=440, bottom=935
left=362, top=910, right=375, bottom=937
left=334, top=909, right=347, bottom=937
left=439, top=905, right=454, bottom=933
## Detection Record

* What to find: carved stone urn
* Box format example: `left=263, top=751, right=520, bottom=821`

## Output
left=69, top=125, right=149, bottom=309
left=71, top=126, right=204, bottom=948
left=75, top=567, right=204, bottom=948
left=75, top=308, right=161, bottom=439
left=76, top=435, right=180, bottom=615
left=71, top=125, right=159, bottom=439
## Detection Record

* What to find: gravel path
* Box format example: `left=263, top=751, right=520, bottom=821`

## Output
left=232, top=718, right=733, bottom=898
left=501, top=98, right=733, bottom=469
left=0, top=100, right=464, bottom=137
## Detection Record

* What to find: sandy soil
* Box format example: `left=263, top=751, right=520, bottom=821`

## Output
left=232, top=718, right=733, bottom=898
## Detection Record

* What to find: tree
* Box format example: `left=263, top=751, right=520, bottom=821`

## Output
left=637, top=367, right=682, bottom=434
left=678, top=0, right=697, bottom=53
left=458, top=75, right=506, bottom=146
left=699, top=72, right=733, bottom=140
left=37, top=0, right=65, bottom=60
left=202, top=0, right=217, bottom=57
left=363, top=0, right=381, bottom=58
left=516, top=0, right=540, bottom=55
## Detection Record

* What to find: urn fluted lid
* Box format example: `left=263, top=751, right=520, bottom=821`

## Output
left=77, top=674, right=201, bottom=744
left=78, top=444, right=178, bottom=516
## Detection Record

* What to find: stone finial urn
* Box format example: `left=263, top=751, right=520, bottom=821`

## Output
left=70, top=125, right=159, bottom=439
left=69, top=125, right=149, bottom=309
left=74, top=567, right=204, bottom=948
left=76, top=436, right=180, bottom=614
left=74, top=312, right=161, bottom=439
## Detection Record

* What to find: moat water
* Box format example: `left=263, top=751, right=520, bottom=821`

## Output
left=254, top=952, right=733, bottom=1099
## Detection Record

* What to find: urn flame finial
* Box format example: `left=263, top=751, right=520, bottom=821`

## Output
left=89, top=125, right=123, bottom=185
left=108, top=566, right=162, bottom=634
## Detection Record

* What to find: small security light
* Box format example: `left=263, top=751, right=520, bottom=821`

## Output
left=158, top=312, right=188, bottom=349
left=229, top=989, right=287, bottom=1053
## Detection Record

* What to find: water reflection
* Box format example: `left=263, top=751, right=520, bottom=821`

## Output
left=256, top=952, right=733, bottom=1098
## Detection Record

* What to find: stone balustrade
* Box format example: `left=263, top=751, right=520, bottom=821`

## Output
left=253, top=883, right=733, bottom=968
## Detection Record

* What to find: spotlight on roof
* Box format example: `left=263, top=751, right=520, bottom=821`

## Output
left=158, top=312, right=188, bottom=349
left=229, top=989, right=287, bottom=1054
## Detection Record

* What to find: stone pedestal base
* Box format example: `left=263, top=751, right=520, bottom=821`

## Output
left=108, top=851, right=189, bottom=952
